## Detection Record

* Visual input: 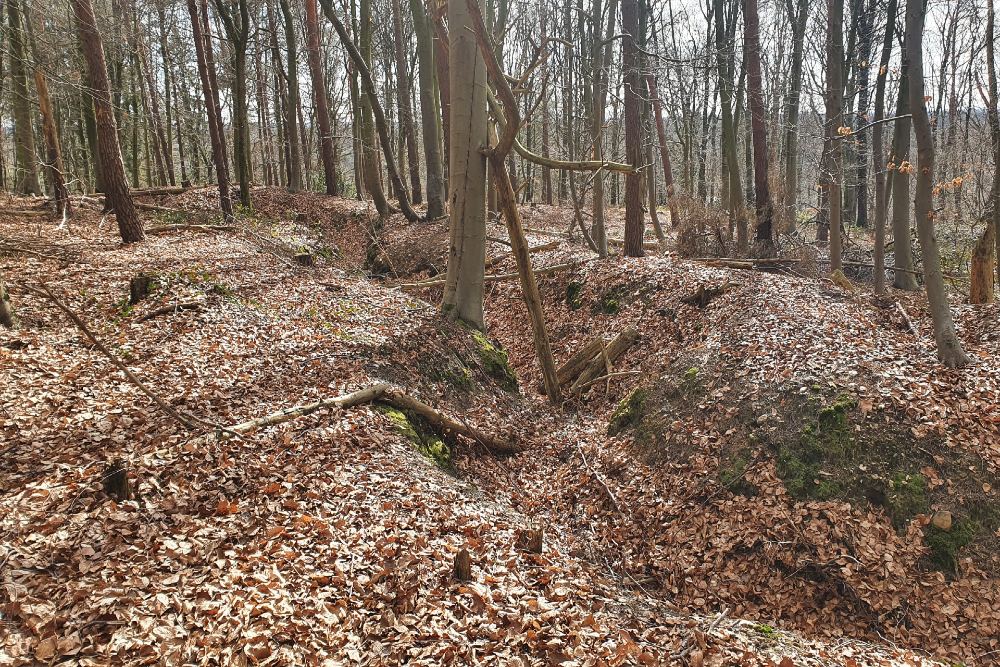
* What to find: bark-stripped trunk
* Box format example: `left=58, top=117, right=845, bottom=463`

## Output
left=72, top=0, right=143, bottom=243
left=904, top=0, right=969, bottom=368
left=305, top=0, right=340, bottom=195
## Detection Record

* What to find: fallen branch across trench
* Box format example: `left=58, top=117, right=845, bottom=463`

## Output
left=221, top=383, right=520, bottom=456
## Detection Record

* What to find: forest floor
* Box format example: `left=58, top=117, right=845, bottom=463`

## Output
left=1, top=186, right=998, bottom=666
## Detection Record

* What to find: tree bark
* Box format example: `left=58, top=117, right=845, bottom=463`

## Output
left=440, top=0, right=489, bottom=328
left=647, top=75, right=681, bottom=228
left=72, top=0, right=143, bottom=243
left=392, top=0, right=423, bottom=204
left=621, top=0, right=645, bottom=258
left=6, top=0, right=41, bottom=195
left=186, top=0, right=234, bottom=223
left=0, top=277, right=15, bottom=329
left=889, top=63, right=920, bottom=290
left=410, top=0, right=446, bottom=218
left=871, top=0, right=898, bottom=296
left=987, top=0, right=1000, bottom=297
left=744, top=0, right=774, bottom=255
left=279, top=0, right=303, bottom=192
left=305, top=0, right=340, bottom=195
left=904, top=0, right=969, bottom=368
left=213, top=0, right=253, bottom=209
left=824, top=0, right=844, bottom=272
left=781, top=0, right=808, bottom=232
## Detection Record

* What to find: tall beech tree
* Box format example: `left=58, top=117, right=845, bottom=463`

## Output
left=823, top=0, right=845, bottom=272
left=6, top=0, right=40, bottom=195
left=744, top=0, right=773, bottom=255
left=621, top=0, right=645, bottom=258
left=905, top=0, right=969, bottom=368
left=72, top=0, right=143, bottom=243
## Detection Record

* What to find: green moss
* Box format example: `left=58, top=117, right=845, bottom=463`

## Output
left=377, top=405, right=452, bottom=468
left=776, top=395, right=859, bottom=500
left=608, top=388, right=648, bottom=436
left=430, top=364, right=474, bottom=390
left=720, top=453, right=758, bottom=496
left=594, top=285, right=628, bottom=315
left=566, top=281, right=584, bottom=310
left=926, top=518, right=977, bottom=573
left=754, top=624, right=777, bottom=637
left=470, top=329, right=518, bottom=392
left=885, top=473, right=929, bottom=529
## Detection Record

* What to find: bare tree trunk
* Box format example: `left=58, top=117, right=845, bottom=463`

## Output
left=72, top=0, right=143, bottom=243
left=305, top=0, right=339, bottom=195
left=621, top=0, right=645, bottom=258
left=6, top=0, right=41, bottom=195
left=279, top=0, right=303, bottom=192
left=647, top=75, right=681, bottom=227
left=213, top=0, right=253, bottom=209
left=441, top=0, right=488, bottom=328
left=782, top=0, right=808, bottom=232
left=392, top=0, right=422, bottom=204
left=905, top=0, right=969, bottom=368
left=187, top=0, right=233, bottom=222
left=744, top=0, right=774, bottom=255
left=871, top=0, right=898, bottom=296
left=987, top=0, right=1000, bottom=298
left=824, top=0, right=844, bottom=272
left=411, top=0, right=446, bottom=217
left=889, top=63, right=920, bottom=290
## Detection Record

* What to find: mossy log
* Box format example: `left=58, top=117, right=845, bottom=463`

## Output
left=220, top=383, right=520, bottom=456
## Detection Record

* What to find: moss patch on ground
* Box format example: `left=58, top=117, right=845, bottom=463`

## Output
left=593, top=285, right=629, bottom=315
left=608, top=388, right=648, bottom=436
left=470, top=329, right=518, bottom=392
left=377, top=405, right=452, bottom=469
left=566, top=281, right=584, bottom=310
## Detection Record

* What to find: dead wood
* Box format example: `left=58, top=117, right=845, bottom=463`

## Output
left=144, top=223, right=236, bottom=235
left=222, top=383, right=520, bottom=456
left=453, top=549, right=472, bottom=581
left=680, top=282, right=737, bottom=308
left=102, top=458, right=132, bottom=501
left=293, top=253, right=316, bottom=267
left=135, top=202, right=186, bottom=214
left=129, top=273, right=157, bottom=305
left=131, top=186, right=188, bottom=196
left=395, top=262, right=577, bottom=289
left=485, top=240, right=559, bottom=269
left=569, top=328, right=639, bottom=393
left=556, top=338, right=606, bottom=385
left=135, top=301, right=204, bottom=322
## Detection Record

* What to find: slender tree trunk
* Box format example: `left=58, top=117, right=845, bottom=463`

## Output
left=647, top=75, right=681, bottom=227
left=411, top=0, right=446, bottom=217
left=279, top=0, right=303, bottom=191
left=186, top=0, right=234, bottom=222
left=621, top=0, right=644, bottom=258
left=392, top=0, right=422, bottom=203
left=853, top=0, right=876, bottom=228
left=744, top=0, right=774, bottom=255
left=441, top=0, right=488, bottom=328
left=782, top=0, right=807, bottom=232
left=590, top=0, right=619, bottom=257
left=213, top=0, right=252, bottom=208
left=305, top=0, right=340, bottom=195
left=905, top=0, right=968, bottom=368
left=824, top=0, right=844, bottom=272
left=890, top=64, right=920, bottom=290
left=6, top=0, right=41, bottom=195
left=72, top=0, right=143, bottom=243
left=987, top=0, right=1000, bottom=297
left=871, top=0, right=898, bottom=296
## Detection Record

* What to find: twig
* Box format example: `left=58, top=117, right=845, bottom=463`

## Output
left=37, top=281, right=209, bottom=433
left=135, top=301, right=204, bottom=323
left=573, top=370, right=641, bottom=392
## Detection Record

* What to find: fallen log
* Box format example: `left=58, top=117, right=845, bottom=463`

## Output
left=556, top=338, right=606, bottom=385
left=222, top=383, right=520, bottom=456
left=485, top=240, right=560, bottom=269
left=523, top=226, right=661, bottom=250
left=3, top=209, right=49, bottom=217
left=144, top=223, right=236, bottom=235
left=570, top=328, right=639, bottom=393
left=135, top=301, right=204, bottom=322
left=396, top=262, right=577, bottom=289
left=131, top=185, right=188, bottom=196
left=135, top=202, right=186, bottom=214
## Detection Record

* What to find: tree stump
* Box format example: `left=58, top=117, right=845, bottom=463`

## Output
left=129, top=273, right=157, bottom=305
left=517, top=527, right=544, bottom=554
left=293, top=253, right=315, bottom=267
left=453, top=548, right=472, bottom=581
left=970, top=224, right=996, bottom=304
left=102, top=459, right=131, bottom=501
left=294, top=212, right=309, bottom=224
